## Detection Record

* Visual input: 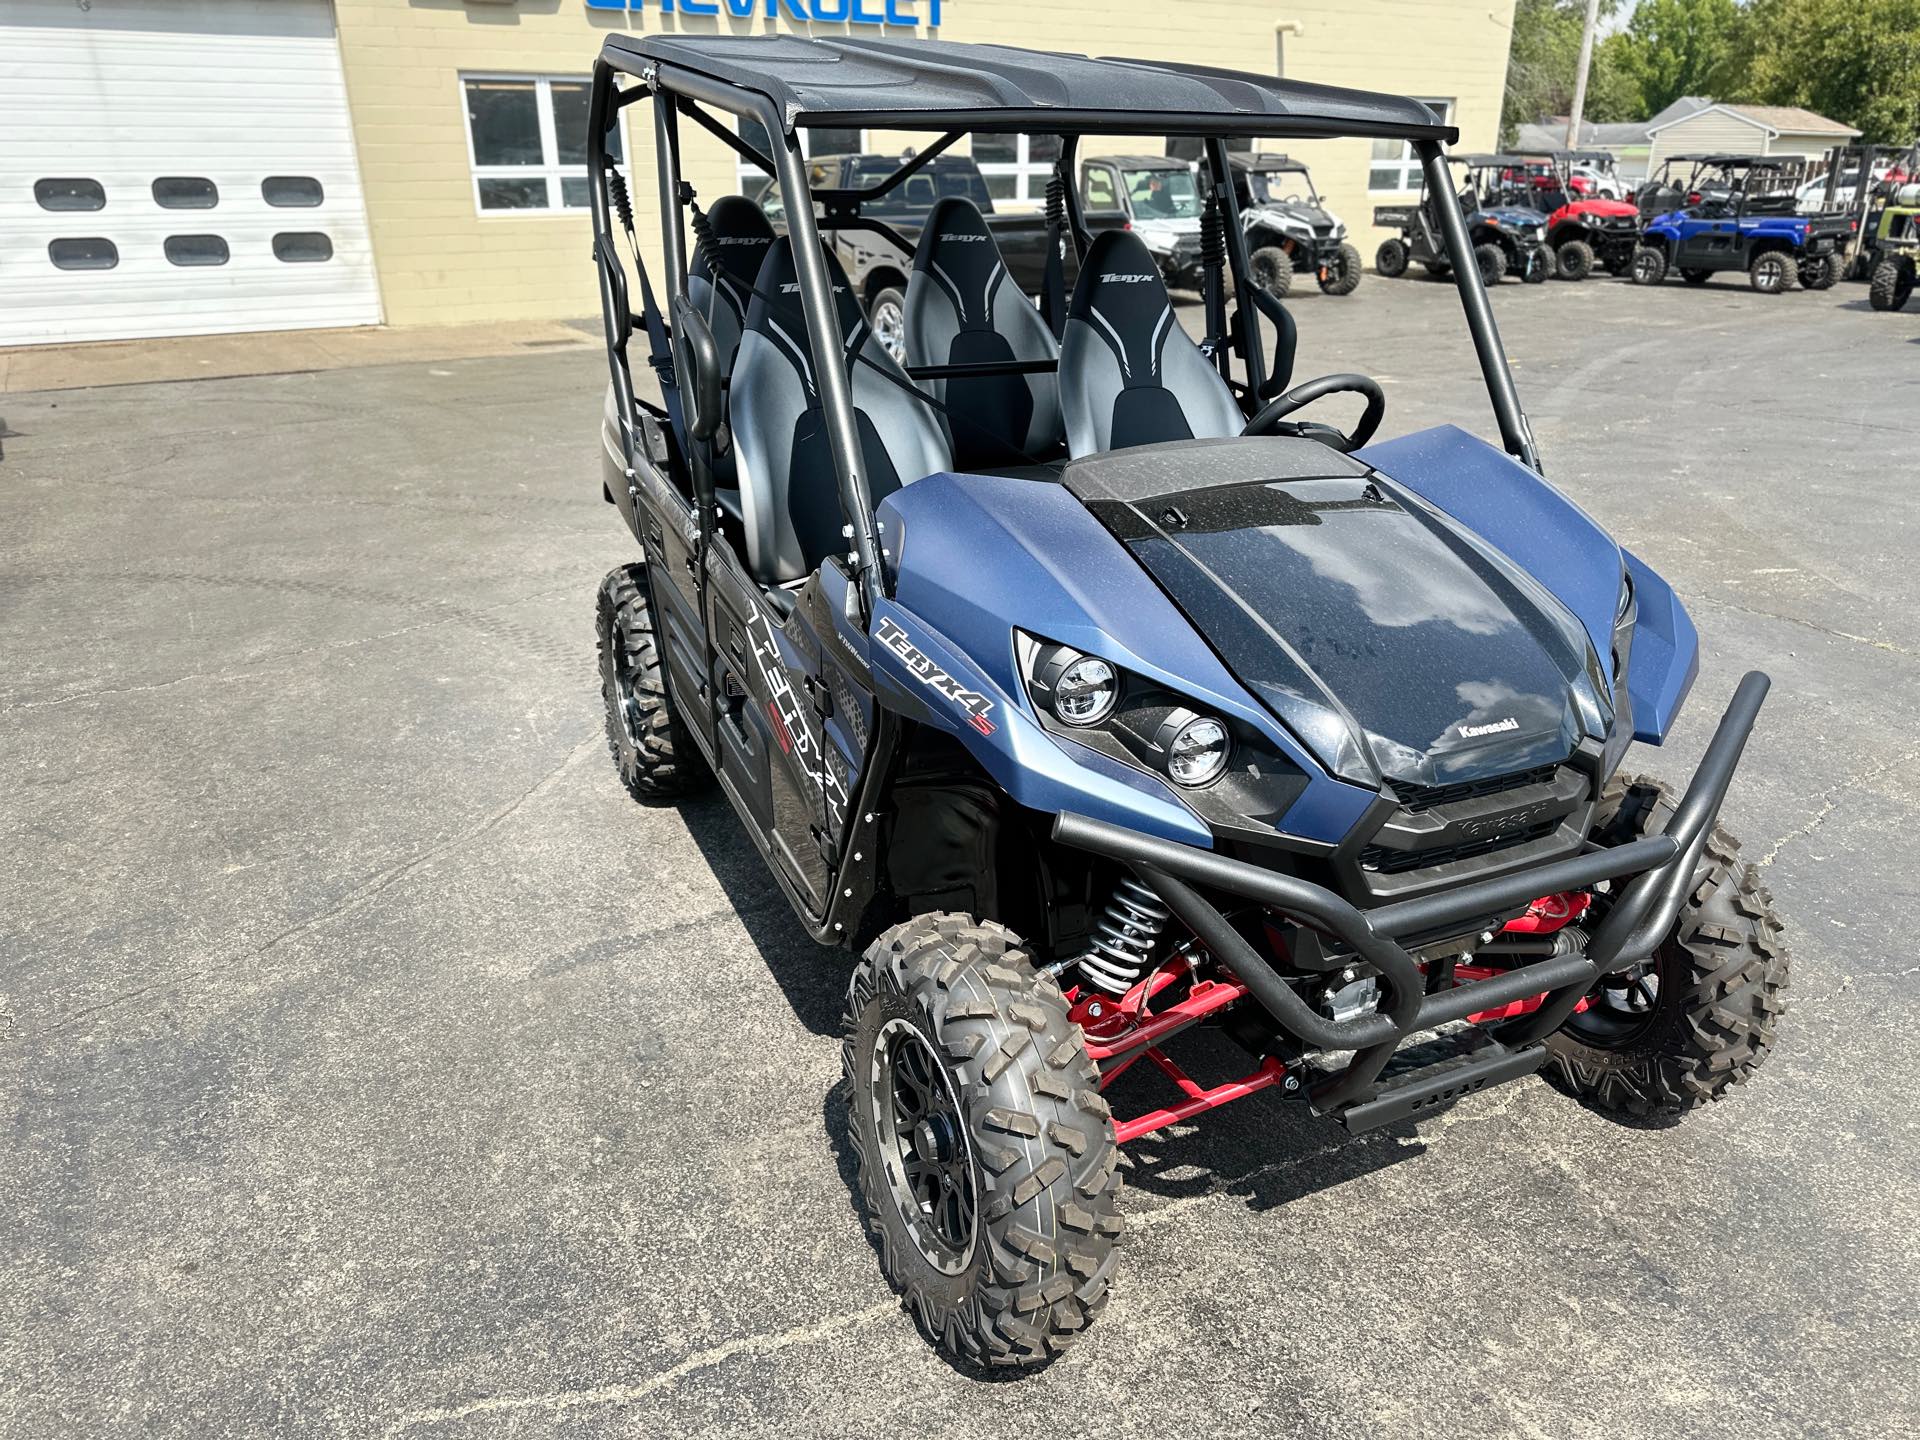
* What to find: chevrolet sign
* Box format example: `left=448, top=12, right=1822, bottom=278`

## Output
left=586, top=0, right=942, bottom=23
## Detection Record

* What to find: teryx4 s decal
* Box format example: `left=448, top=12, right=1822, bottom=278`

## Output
left=876, top=616, right=997, bottom=736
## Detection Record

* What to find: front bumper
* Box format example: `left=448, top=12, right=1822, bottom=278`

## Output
left=1054, top=671, right=1769, bottom=1121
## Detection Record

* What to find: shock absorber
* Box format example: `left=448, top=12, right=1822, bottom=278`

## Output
left=1075, top=876, right=1172, bottom=995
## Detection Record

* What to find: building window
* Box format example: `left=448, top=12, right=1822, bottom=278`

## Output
left=273, top=232, right=334, bottom=263
left=153, top=177, right=219, bottom=209
left=973, top=134, right=1061, bottom=207
left=263, top=176, right=325, bottom=208
left=463, top=75, right=621, bottom=214
left=164, top=234, right=230, bottom=266
left=1370, top=99, right=1452, bottom=191
left=49, top=238, right=118, bottom=271
left=36, top=178, right=106, bottom=212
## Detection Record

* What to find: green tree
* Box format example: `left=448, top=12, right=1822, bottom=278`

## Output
left=1501, top=0, right=1632, bottom=142
left=1736, top=0, right=1920, bottom=145
left=1609, top=0, right=1747, bottom=116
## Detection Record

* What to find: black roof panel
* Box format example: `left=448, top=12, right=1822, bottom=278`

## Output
left=603, top=35, right=1457, bottom=142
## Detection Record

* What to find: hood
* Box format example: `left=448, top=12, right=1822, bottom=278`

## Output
left=1128, top=215, right=1201, bottom=252
left=1252, top=200, right=1337, bottom=233
left=1478, top=204, right=1549, bottom=229
left=1063, top=438, right=1609, bottom=788
left=1566, top=197, right=1638, bottom=219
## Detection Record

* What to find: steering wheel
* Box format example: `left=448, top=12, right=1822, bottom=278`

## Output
left=1241, top=372, right=1387, bottom=452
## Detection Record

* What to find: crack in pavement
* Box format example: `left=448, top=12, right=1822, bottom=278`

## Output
left=1, top=583, right=580, bottom=714
left=378, top=1300, right=897, bottom=1437
left=1693, top=593, right=1916, bottom=661
left=40, top=732, right=601, bottom=1035
left=1758, top=740, right=1920, bottom=868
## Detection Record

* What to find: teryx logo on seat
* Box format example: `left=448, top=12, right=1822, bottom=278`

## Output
left=876, top=617, right=996, bottom=736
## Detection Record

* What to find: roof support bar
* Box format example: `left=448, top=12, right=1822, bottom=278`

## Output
left=1417, top=141, right=1542, bottom=473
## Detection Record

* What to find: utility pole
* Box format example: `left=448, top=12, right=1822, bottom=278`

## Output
left=1566, top=0, right=1602, bottom=149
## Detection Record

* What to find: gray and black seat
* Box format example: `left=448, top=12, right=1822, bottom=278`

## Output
left=687, top=194, right=776, bottom=369
left=730, top=237, right=950, bottom=585
left=1058, top=228, right=1243, bottom=458
left=902, top=196, right=1062, bottom=467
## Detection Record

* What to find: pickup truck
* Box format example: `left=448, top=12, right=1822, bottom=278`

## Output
left=756, top=153, right=1154, bottom=360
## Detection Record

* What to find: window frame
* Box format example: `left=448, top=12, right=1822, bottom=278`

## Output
left=972, top=133, right=1060, bottom=209
left=460, top=73, right=619, bottom=218
left=1369, top=99, right=1453, bottom=193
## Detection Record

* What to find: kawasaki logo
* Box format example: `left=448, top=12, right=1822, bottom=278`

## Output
left=1457, top=717, right=1520, bottom=738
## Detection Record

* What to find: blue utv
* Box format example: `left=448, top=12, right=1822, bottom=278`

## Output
left=1632, top=154, right=1849, bottom=292
left=584, top=36, right=1787, bottom=1371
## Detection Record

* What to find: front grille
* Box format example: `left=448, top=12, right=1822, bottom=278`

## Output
left=1385, top=764, right=1560, bottom=814
left=1360, top=818, right=1560, bottom=875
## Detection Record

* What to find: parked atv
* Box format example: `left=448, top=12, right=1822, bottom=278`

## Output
left=1633, top=155, right=1849, bottom=292
left=1507, top=149, right=1643, bottom=279
left=1229, top=152, right=1362, bottom=297
left=1375, top=153, right=1551, bottom=285
left=1863, top=183, right=1920, bottom=306
left=1079, top=155, right=1206, bottom=291
left=585, top=36, right=1785, bottom=1371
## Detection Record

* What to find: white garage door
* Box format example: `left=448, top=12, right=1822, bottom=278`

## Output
left=0, top=0, right=382, bottom=346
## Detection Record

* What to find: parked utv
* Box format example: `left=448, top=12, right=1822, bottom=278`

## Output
left=1078, top=154, right=1207, bottom=291
left=585, top=36, right=1785, bottom=1371
left=1507, top=149, right=1643, bottom=279
left=1375, top=153, right=1552, bottom=284
left=1633, top=155, right=1848, bottom=292
left=1228, top=152, right=1362, bottom=297
left=756, top=151, right=1122, bottom=362
left=1868, top=202, right=1917, bottom=311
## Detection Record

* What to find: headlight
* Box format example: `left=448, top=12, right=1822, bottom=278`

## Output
left=1163, top=713, right=1230, bottom=787
left=1330, top=221, right=1347, bottom=239
left=1053, top=653, right=1117, bottom=726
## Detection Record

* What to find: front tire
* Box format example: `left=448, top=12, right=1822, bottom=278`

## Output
left=1545, top=775, right=1787, bottom=1120
left=1798, top=252, right=1839, bottom=290
left=1318, top=241, right=1364, bottom=294
left=1474, top=241, right=1507, bottom=286
left=1555, top=238, right=1595, bottom=281
left=1869, top=256, right=1914, bottom=311
left=1631, top=246, right=1668, bottom=285
left=1749, top=250, right=1794, bottom=293
left=843, top=915, right=1122, bottom=1370
left=1249, top=245, right=1294, bottom=298
left=596, top=565, right=710, bottom=801
left=1374, top=237, right=1409, bottom=278
left=867, top=285, right=907, bottom=364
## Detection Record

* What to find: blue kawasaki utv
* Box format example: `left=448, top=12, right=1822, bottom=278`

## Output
left=1632, top=154, right=1849, bottom=292
left=584, top=37, right=1786, bottom=1370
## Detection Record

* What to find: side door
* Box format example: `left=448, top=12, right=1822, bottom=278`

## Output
left=1678, top=205, right=1738, bottom=270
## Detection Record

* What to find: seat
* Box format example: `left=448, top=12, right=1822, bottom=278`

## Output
left=730, top=238, right=951, bottom=585
left=902, top=196, right=1062, bottom=467
left=1057, top=228, right=1244, bottom=458
left=687, top=194, right=776, bottom=368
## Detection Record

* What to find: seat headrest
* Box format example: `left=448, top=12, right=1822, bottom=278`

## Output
left=1068, top=229, right=1175, bottom=376
left=911, top=196, right=1009, bottom=327
left=743, top=237, right=871, bottom=358
left=690, top=196, right=776, bottom=315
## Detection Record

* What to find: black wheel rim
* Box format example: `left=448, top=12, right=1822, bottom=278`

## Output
left=609, top=627, right=647, bottom=753
left=1566, top=949, right=1670, bottom=1047
left=872, top=1018, right=977, bottom=1274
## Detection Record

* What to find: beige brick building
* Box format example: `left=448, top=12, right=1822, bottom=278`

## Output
left=3, top=0, right=1516, bottom=344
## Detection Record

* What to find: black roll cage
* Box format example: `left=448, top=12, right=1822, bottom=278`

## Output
left=587, top=52, right=1541, bottom=621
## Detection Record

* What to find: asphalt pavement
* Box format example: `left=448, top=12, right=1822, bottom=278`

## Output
left=3, top=272, right=1917, bottom=1438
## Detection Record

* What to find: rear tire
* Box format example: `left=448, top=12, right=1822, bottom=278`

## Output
left=1374, top=237, right=1409, bottom=278
left=1249, top=245, right=1293, bottom=298
left=1319, top=241, right=1363, bottom=294
left=1555, top=238, right=1595, bottom=281
left=1749, top=250, right=1794, bottom=293
left=843, top=915, right=1123, bottom=1371
left=1798, top=252, right=1839, bottom=290
left=1630, top=246, right=1668, bottom=285
left=1545, top=775, right=1787, bottom=1121
left=1869, top=256, right=1914, bottom=311
left=596, top=565, right=710, bottom=801
left=1474, top=242, right=1507, bottom=286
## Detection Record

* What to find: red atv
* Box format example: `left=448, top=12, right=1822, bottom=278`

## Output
left=1507, top=150, right=1642, bottom=280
